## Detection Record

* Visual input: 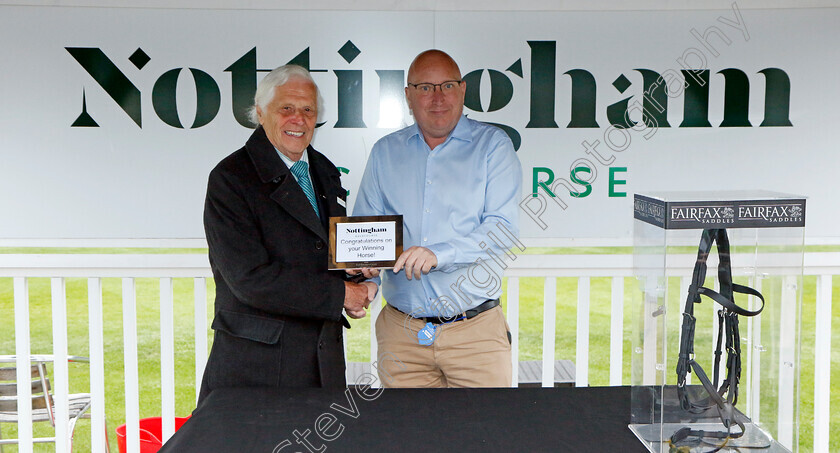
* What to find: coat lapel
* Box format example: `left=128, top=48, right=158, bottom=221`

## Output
left=270, top=177, right=328, bottom=243
left=308, top=149, right=347, bottom=219
left=246, top=127, right=328, bottom=242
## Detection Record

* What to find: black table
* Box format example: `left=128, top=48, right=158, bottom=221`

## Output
left=160, top=386, right=647, bottom=452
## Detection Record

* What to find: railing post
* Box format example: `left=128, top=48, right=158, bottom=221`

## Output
left=88, top=277, right=107, bottom=453
left=122, top=278, right=140, bottom=453
left=575, top=277, right=590, bottom=387
left=814, top=274, right=832, bottom=452
left=777, top=276, right=797, bottom=449
left=369, top=292, right=382, bottom=388
left=14, top=277, right=33, bottom=453
left=750, top=278, right=763, bottom=426
left=160, top=277, right=175, bottom=442
left=51, top=277, right=70, bottom=451
left=609, top=277, right=624, bottom=386
left=745, top=275, right=754, bottom=417
left=194, top=277, right=208, bottom=404
left=542, top=277, right=556, bottom=387
left=507, top=277, right=520, bottom=387
left=642, top=282, right=659, bottom=386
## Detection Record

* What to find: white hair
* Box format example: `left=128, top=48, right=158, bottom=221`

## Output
left=248, top=64, right=324, bottom=125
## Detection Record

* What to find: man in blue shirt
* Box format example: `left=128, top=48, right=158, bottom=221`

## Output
left=353, top=50, right=522, bottom=387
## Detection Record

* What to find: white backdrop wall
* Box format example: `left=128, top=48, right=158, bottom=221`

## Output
left=1, top=3, right=838, bottom=242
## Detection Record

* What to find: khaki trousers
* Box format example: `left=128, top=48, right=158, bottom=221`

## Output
left=374, top=303, right=512, bottom=388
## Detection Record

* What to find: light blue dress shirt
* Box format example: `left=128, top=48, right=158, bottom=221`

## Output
left=353, top=115, right=522, bottom=317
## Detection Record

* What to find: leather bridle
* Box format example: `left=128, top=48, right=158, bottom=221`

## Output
left=672, top=228, right=765, bottom=448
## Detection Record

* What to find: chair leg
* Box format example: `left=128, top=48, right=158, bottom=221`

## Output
left=69, top=416, right=80, bottom=452
left=104, top=418, right=111, bottom=453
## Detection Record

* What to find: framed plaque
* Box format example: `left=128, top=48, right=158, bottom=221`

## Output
left=328, top=215, right=403, bottom=269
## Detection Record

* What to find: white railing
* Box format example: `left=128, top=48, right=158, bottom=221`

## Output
left=2, top=255, right=212, bottom=453
left=1, top=252, right=836, bottom=452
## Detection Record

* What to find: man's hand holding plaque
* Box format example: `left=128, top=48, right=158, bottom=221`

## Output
left=392, top=246, right=438, bottom=280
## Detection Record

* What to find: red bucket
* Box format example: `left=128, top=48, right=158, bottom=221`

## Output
left=116, top=416, right=190, bottom=453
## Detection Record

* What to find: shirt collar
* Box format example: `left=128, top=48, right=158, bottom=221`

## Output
left=406, top=114, right=472, bottom=147
left=275, top=147, right=309, bottom=170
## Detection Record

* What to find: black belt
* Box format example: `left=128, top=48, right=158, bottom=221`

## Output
left=672, top=228, right=765, bottom=449
left=394, top=299, right=499, bottom=324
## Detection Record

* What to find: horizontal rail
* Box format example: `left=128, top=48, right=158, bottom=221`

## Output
left=0, top=254, right=213, bottom=277
left=2, top=252, right=838, bottom=277
left=3, top=236, right=840, bottom=248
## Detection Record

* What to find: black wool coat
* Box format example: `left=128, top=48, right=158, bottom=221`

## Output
left=198, top=126, right=350, bottom=404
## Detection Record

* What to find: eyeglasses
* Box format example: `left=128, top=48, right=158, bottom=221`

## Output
left=407, top=80, right=463, bottom=95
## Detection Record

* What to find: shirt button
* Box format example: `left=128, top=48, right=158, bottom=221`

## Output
left=423, top=237, right=428, bottom=242
left=315, top=240, right=324, bottom=250
left=426, top=180, right=432, bottom=185
left=425, top=209, right=431, bottom=213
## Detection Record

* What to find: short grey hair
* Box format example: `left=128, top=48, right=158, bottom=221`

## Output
left=248, top=64, right=324, bottom=125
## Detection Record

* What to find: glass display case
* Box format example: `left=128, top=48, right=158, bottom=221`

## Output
left=629, top=191, right=805, bottom=453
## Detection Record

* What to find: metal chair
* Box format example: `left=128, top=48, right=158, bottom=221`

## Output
left=0, top=355, right=109, bottom=452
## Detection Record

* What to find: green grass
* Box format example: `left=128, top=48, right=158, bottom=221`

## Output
left=2, top=249, right=839, bottom=452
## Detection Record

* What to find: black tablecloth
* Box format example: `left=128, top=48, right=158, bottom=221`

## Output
left=160, top=386, right=646, bottom=452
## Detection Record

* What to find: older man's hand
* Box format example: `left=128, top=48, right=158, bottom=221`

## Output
left=345, top=307, right=367, bottom=319
left=393, top=246, right=438, bottom=280
left=343, top=281, right=378, bottom=319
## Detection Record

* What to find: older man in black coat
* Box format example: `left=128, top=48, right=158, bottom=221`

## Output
left=198, top=65, right=376, bottom=404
